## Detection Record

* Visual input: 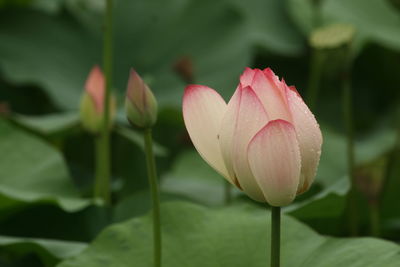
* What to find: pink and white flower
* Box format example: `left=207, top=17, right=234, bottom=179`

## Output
left=182, top=68, right=322, bottom=206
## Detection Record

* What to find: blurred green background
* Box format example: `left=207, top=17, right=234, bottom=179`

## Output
left=0, top=0, right=400, bottom=266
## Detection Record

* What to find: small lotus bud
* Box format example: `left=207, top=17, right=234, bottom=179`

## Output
left=355, top=158, right=387, bottom=204
left=125, top=69, right=158, bottom=128
left=173, top=56, right=194, bottom=84
left=80, top=66, right=116, bottom=133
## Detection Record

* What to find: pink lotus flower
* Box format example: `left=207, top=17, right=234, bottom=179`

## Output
left=182, top=68, right=322, bottom=206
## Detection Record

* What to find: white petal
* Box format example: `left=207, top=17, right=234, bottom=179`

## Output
left=182, top=85, right=231, bottom=181
left=286, top=86, right=322, bottom=194
left=218, top=86, right=241, bottom=186
left=247, top=119, right=301, bottom=206
left=232, top=86, right=269, bottom=202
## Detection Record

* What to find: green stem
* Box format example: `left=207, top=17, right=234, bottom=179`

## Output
left=144, top=128, right=162, bottom=267
left=94, top=136, right=110, bottom=203
left=347, top=187, right=358, bottom=236
left=94, top=0, right=113, bottom=204
left=271, top=206, right=281, bottom=267
left=312, top=0, right=323, bottom=28
left=379, top=124, right=400, bottom=233
left=224, top=181, right=232, bottom=204
left=306, top=50, right=325, bottom=110
left=342, top=64, right=358, bottom=236
left=369, top=201, right=380, bottom=237
left=383, top=129, right=400, bottom=191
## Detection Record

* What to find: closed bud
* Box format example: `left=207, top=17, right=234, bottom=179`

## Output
left=355, top=158, right=387, bottom=204
left=125, top=69, right=158, bottom=128
left=80, top=66, right=116, bottom=133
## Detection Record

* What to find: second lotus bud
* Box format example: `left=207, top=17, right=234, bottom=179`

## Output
left=80, top=66, right=116, bottom=134
left=125, top=69, right=158, bottom=128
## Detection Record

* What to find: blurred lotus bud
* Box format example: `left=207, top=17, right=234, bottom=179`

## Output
left=174, top=56, right=194, bottom=84
left=0, top=102, right=10, bottom=117
left=125, top=69, right=158, bottom=128
left=80, top=66, right=116, bottom=133
left=355, top=158, right=387, bottom=204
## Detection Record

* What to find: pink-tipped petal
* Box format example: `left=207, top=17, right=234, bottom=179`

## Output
left=286, top=86, right=322, bottom=194
left=85, top=66, right=105, bottom=113
left=251, top=69, right=292, bottom=122
left=247, top=119, right=301, bottom=206
left=263, top=68, right=287, bottom=95
left=182, top=85, right=231, bottom=182
left=232, top=86, right=269, bottom=201
left=218, top=86, right=242, bottom=186
left=126, top=69, right=146, bottom=111
left=239, top=67, right=256, bottom=87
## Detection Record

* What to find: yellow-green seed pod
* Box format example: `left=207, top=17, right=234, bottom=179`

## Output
left=309, top=23, right=356, bottom=50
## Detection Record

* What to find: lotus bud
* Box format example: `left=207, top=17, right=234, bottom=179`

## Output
left=182, top=67, right=323, bottom=206
left=80, top=66, right=116, bottom=133
left=355, top=158, right=387, bottom=205
left=125, top=69, right=158, bottom=128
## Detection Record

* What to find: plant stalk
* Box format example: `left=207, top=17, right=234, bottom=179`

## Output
left=342, top=62, right=358, bottom=236
left=306, top=50, right=325, bottom=110
left=144, top=128, right=162, bottom=267
left=313, top=0, right=323, bottom=28
left=271, top=206, right=281, bottom=267
left=379, top=119, right=400, bottom=235
left=382, top=128, right=400, bottom=194
left=94, top=135, right=110, bottom=203
left=94, top=0, right=113, bottom=204
left=369, top=200, right=380, bottom=237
